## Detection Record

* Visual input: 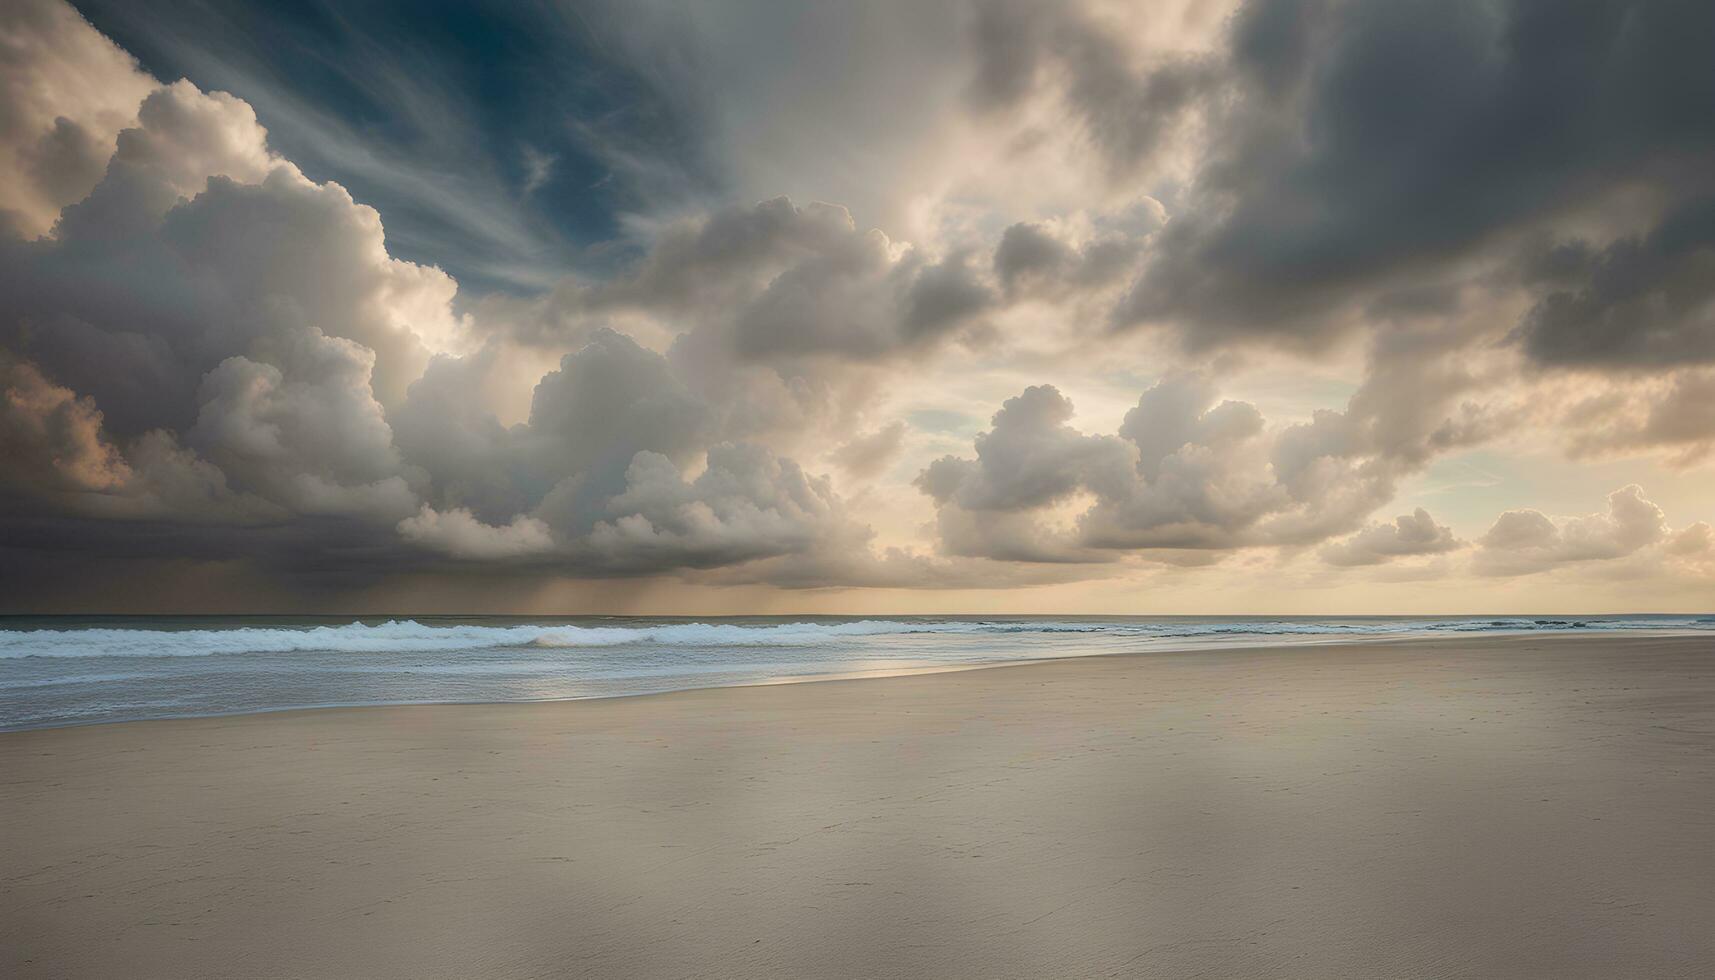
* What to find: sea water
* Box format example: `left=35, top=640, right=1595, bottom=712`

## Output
left=1, top=614, right=1709, bottom=731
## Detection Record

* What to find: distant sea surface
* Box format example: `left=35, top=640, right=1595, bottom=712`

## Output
left=2, top=615, right=1710, bottom=731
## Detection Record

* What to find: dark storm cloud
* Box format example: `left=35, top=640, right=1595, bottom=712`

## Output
left=0, top=80, right=455, bottom=445
left=992, top=222, right=1145, bottom=299
left=0, top=31, right=894, bottom=592
left=1119, top=0, right=1715, bottom=353
left=1513, top=197, right=1715, bottom=366
left=968, top=0, right=1216, bottom=177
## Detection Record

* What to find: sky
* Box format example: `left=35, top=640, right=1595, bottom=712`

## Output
left=0, top=0, right=1711, bottom=614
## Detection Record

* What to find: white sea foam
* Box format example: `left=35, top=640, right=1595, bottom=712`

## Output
left=2, top=615, right=1709, bottom=731
left=0, top=616, right=1706, bottom=660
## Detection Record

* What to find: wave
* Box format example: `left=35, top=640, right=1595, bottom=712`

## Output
left=0, top=616, right=1707, bottom=659
left=0, top=619, right=961, bottom=659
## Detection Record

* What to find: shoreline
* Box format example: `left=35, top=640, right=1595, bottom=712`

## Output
left=6, top=632, right=1713, bottom=978
left=3, top=627, right=1706, bottom=736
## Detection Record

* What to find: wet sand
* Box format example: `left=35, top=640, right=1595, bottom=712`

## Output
left=3, top=634, right=1711, bottom=978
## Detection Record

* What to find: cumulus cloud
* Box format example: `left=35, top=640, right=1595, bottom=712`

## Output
left=0, top=55, right=480, bottom=566
left=7, top=15, right=868, bottom=588
left=581, top=443, right=853, bottom=572
left=3, top=79, right=464, bottom=442
left=917, top=385, right=1135, bottom=562
left=187, top=328, right=417, bottom=521
left=1321, top=509, right=1462, bottom=567
left=3, top=0, right=1714, bottom=608
left=397, top=506, right=555, bottom=561
left=0, top=354, right=280, bottom=524
left=0, top=0, right=154, bottom=236
left=388, top=329, right=885, bottom=578
left=920, top=385, right=1130, bottom=514
left=1475, top=485, right=1669, bottom=576
left=0, top=356, right=131, bottom=493
left=917, top=368, right=1482, bottom=563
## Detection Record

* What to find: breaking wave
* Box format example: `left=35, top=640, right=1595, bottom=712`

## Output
left=0, top=615, right=1708, bottom=660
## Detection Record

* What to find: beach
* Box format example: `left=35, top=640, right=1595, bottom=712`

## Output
left=3, top=633, right=1711, bottom=979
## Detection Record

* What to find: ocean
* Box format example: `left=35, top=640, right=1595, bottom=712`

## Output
left=1, top=614, right=1709, bottom=731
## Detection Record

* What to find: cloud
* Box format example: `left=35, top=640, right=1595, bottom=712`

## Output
left=1116, top=0, right=1715, bottom=351
left=389, top=328, right=890, bottom=578
left=397, top=506, right=555, bottom=560
left=1513, top=199, right=1715, bottom=367
left=187, top=328, right=417, bottom=521
left=0, top=0, right=155, bottom=237
left=3, top=0, right=1713, bottom=609
left=580, top=443, right=856, bottom=573
left=1562, top=369, right=1715, bottom=466
left=917, top=368, right=1480, bottom=563
left=1321, top=508, right=1461, bottom=567
left=992, top=220, right=1149, bottom=299
left=573, top=197, right=996, bottom=363
left=919, top=385, right=1131, bottom=514
left=3, top=79, right=463, bottom=444
left=967, top=0, right=1217, bottom=179
left=1475, top=485, right=1668, bottom=576
left=0, top=356, right=131, bottom=492
left=829, top=421, right=907, bottom=479
left=0, top=354, right=281, bottom=524
left=7, top=30, right=867, bottom=587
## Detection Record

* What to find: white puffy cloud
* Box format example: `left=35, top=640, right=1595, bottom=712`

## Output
left=0, top=0, right=154, bottom=237
left=0, top=41, right=474, bottom=548
left=4, top=63, right=469, bottom=453
left=1475, top=485, right=1669, bottom=576
left=919, top=385, right=1131, bottom=513
left=917, top=368, right=1480, bottom=563
left=397, top=506, right=555, bottom=561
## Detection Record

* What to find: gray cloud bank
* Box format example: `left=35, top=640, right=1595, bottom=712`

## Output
left=2, top=0, right=1713, bottom=606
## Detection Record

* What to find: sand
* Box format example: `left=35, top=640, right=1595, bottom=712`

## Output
left=3, top=634, right=1712, bottom=979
